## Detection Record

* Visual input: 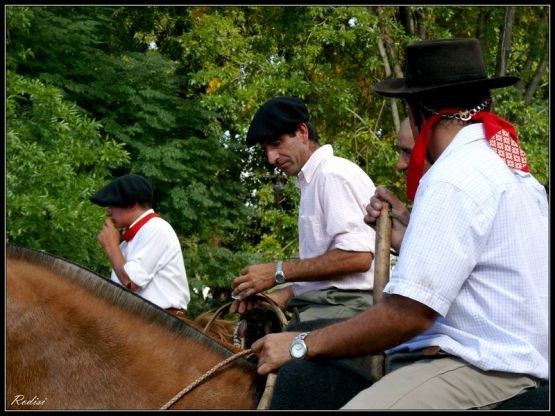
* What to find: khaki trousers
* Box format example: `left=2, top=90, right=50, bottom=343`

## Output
left=285, top=287, right=373, bottom=324
left=342, top=353, right=541, bottom=410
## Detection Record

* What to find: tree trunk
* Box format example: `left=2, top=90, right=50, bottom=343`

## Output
left=516, top=7, right=548, bottom=94
left=496, top=6, right=516, bottom=77
left=476, top=8, right=489, bottom=42
left=376, top=7, right=401, bottom=130
left=415, top=7, right=426, bottom=39
left=399, top=6, right=415, bottom=36
left=524, top=38, right=548, bottom=104
left=376, top=36, right=400, bottom=130
left=515, top=53, right=534, bottom=90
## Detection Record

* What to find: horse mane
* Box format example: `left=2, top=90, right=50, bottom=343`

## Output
left=7, top=244, right=240, bottom=359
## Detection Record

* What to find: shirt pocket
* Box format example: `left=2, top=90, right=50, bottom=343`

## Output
left=299, top=214, right=328, bottom=256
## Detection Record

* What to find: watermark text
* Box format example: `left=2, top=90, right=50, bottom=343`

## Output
left=10, top=394, right=47, bottom=406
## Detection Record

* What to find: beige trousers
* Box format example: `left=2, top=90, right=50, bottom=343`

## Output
left=342, top=354, right=541, bottom=410
left=285, top=288, right=373, bottom=323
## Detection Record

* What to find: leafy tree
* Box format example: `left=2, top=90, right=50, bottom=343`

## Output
left=6, top=5, right=549, bottom=317
left=6, top=70, right=129, bottom=271
left=6, top=6, right=259, bottom=314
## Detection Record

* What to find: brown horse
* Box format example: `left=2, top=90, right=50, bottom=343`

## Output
left=6, top=244, right=264, bottom=410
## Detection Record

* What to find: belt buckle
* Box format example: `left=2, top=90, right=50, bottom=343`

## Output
left=421, top=346, right=441, bottom=356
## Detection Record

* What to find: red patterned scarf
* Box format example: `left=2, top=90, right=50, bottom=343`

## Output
left=123, top=212, right=160, bottom=241
left=406, top=110, right=529, bottom=201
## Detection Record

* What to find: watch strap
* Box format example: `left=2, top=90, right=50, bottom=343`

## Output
left=296, top=332, right=309, bottom=341
left=290, top=331, right=310, bottom=359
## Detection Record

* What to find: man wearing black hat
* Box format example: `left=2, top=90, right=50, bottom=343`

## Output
left=91, top=174, right=190, bottom=317
left=230, top=96, right=378, bottom=408
left=248, top=39, right=548, bottom=409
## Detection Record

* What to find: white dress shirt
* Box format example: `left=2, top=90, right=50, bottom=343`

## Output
left=112, top=209, right=191, bottom=310
left=384, top=124, right=548, bottom=379
left=293, top=144, right=376, bottom=296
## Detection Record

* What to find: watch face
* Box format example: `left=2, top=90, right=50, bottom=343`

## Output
left=291, top=341, right=307, bottom=358
left=275, top=272, right=286, bottom=284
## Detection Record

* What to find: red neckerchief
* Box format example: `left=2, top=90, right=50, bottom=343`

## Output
left=123, top=212, right=160, bottom=242
left=406, top=110, right=529, bottom=201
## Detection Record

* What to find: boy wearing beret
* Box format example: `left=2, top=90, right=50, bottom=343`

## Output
left=90, top=174, right=190, bottom=317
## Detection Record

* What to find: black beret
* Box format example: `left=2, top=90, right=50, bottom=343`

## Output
left=90, top=174, right=153, bottom=207
left=246, top=96, right=310, bottom=147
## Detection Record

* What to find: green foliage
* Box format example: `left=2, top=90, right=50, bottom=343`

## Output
left=492, top=87, right=549, bottom=186
left=6, top=5, right=549, bottom=318
left=6, top=71, right=130, bottom=270
left=6, top=6, right=34, bottom=69
left=334, top=123, right=406, bottom=201
left=182, top=239, right=265, bottom=317
left=254, top=177, right=300, bottom=258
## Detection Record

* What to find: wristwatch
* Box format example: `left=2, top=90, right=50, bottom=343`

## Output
left=275, top=260, right=286, bottom=285
left=290, top=332, right=310, bottom=359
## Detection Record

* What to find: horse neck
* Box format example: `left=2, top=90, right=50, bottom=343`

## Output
left=7, top=255, right=260, bottom=410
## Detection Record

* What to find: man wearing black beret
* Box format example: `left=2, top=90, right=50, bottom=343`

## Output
left=90, top=174, right=190, bottom=318
left=248, top=39, right=548, bottom=410
left=231, top=96, right=378, bottom=408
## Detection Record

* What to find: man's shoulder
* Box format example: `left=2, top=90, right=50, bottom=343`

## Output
left=433, top=140, right=517, bottom=186
left=320, top=155, right=373, bottom=181
left=321, top=152, right=361, bottom=170
left=143, top=216, right=179, bottom=236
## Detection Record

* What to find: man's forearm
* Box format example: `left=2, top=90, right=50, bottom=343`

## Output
left=283, top=249, right=373, bottom=283
left=306, top=294, right=437, bottom=359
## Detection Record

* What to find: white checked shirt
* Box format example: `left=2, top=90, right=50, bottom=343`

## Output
left=384, top=124, right=548, bottom=379
left=112, top=209, right=191, bottom=310
left=293, top=144, right=376, bottom=296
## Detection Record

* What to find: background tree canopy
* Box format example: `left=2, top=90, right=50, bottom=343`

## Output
left=6, top=5, right=549, bottom=317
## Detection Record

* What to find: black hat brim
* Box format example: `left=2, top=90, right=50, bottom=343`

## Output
left=373, top=75, right=519, bottom=98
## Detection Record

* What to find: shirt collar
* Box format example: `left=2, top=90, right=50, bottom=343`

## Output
left=128, top=208, right=154, bottom=229
left=296, top=144, right=333, bottom=186
left=439, top=123, right=485, bottom=161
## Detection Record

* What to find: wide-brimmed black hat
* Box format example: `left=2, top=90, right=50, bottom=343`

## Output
left=246, top=96, right=310, bottom=147
left=373, top=38, right=519, bottom=98
left=90, top=174, right=153, bottom=207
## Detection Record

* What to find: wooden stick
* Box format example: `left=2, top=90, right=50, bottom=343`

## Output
left=257, top=373, right=277, bottom=410
left=370, top=201, right=392, bottom=382
left=374, top=201, right=392, bottom=305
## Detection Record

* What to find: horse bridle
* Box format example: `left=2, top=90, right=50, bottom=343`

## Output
left=162, top=294, right=288, bottom=410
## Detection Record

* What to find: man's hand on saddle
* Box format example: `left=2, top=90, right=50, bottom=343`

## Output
left=365, top=186, right=410, bottom=252
left=251, top=331, right=298, bottom=375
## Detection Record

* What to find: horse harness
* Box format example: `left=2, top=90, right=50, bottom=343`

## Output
left=162, top=294, right=288, bottom=410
